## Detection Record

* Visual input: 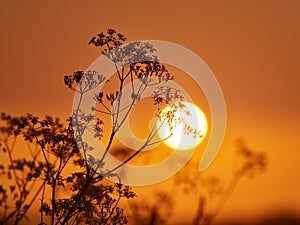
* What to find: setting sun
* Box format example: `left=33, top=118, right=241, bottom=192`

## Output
left=157, top=102, right=208, bottom=150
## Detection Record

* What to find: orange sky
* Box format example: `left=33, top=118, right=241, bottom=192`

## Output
left=0, top=0, right=299, bottom=223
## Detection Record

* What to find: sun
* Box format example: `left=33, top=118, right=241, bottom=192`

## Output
left=156, top=102, right=208, bottom=150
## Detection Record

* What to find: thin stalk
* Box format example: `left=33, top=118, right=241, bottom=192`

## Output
left=207, top=171, right=243, bottom=224
left=40, top=181, right=46, bottom=225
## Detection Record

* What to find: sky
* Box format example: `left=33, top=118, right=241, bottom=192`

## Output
left=0, top=0, right=299, bottom=223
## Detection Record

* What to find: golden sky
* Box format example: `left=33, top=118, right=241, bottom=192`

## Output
left=0, top=0, right=299, bottom=223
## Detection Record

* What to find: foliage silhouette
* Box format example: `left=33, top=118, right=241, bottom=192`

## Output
left=0, top=28, right=194, bottom=224
left=0, top=28, right=268, bottom=225
left=0, top=114, right=135, bottom=225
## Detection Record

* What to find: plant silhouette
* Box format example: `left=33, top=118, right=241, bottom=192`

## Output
left=126, top=138, right=267, bottom=225
left=0, top=29, right=268, bottom=225
left=0, top=29, right=195, bottom=225
left=0, top=113, right=136, bottom=225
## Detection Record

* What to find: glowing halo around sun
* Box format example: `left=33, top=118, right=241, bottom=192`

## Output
left=157, top=102, right=208, bottom=150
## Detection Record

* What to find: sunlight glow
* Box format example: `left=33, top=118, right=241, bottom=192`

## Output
left=157, top=102, right=208, bottom=150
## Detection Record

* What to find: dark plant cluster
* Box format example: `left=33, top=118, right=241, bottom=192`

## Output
left=64, top=70, right=106, bottom=92
left=88, top=29, right=126, bottom=53
left=0, top=113, right=135, bottom=225
left=131, top=62, right=173, bottom=85
left=234, top=138, right=267, bottom=178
